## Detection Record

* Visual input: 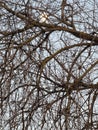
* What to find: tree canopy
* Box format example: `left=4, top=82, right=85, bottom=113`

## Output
left=0, top=0, right=98, bottom=130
